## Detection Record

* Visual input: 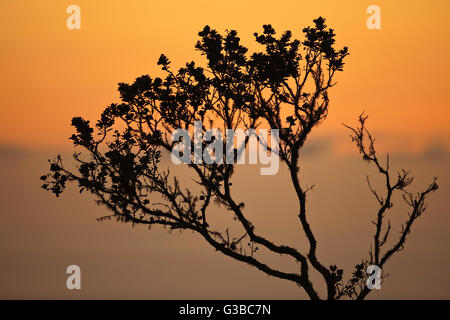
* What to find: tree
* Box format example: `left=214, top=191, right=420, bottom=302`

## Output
left=41, top=17, right=438, bottom=300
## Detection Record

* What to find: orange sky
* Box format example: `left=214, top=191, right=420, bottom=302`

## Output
left=0, top=1, right=449, bottom=300
left=0, top=0, right=449, bottom=154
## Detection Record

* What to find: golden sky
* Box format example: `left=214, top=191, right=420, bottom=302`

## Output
left=0, top=0, right=449, bottom=154
left=0, top=0, right=449, bottom=300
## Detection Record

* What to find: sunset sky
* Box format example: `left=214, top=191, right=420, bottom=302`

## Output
left=1, top=0, right=449, bottom=153
left=0, top=0, right=449, bottom=299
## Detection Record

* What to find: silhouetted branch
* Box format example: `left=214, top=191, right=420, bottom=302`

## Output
left=342, top=114, right=438, bottom=300
left=40, top=18, right=436, bottom=300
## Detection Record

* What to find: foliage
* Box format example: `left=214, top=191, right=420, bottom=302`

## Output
left=41, top=18, right=437, bottom=300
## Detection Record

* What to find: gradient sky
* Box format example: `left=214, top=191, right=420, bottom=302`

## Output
left=0, top=0, right=449, bottom=299
left=0, top=0, right=449, bottom=153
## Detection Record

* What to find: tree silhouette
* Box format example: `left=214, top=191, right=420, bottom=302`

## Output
left=41, top=17, right=438, bottom=300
